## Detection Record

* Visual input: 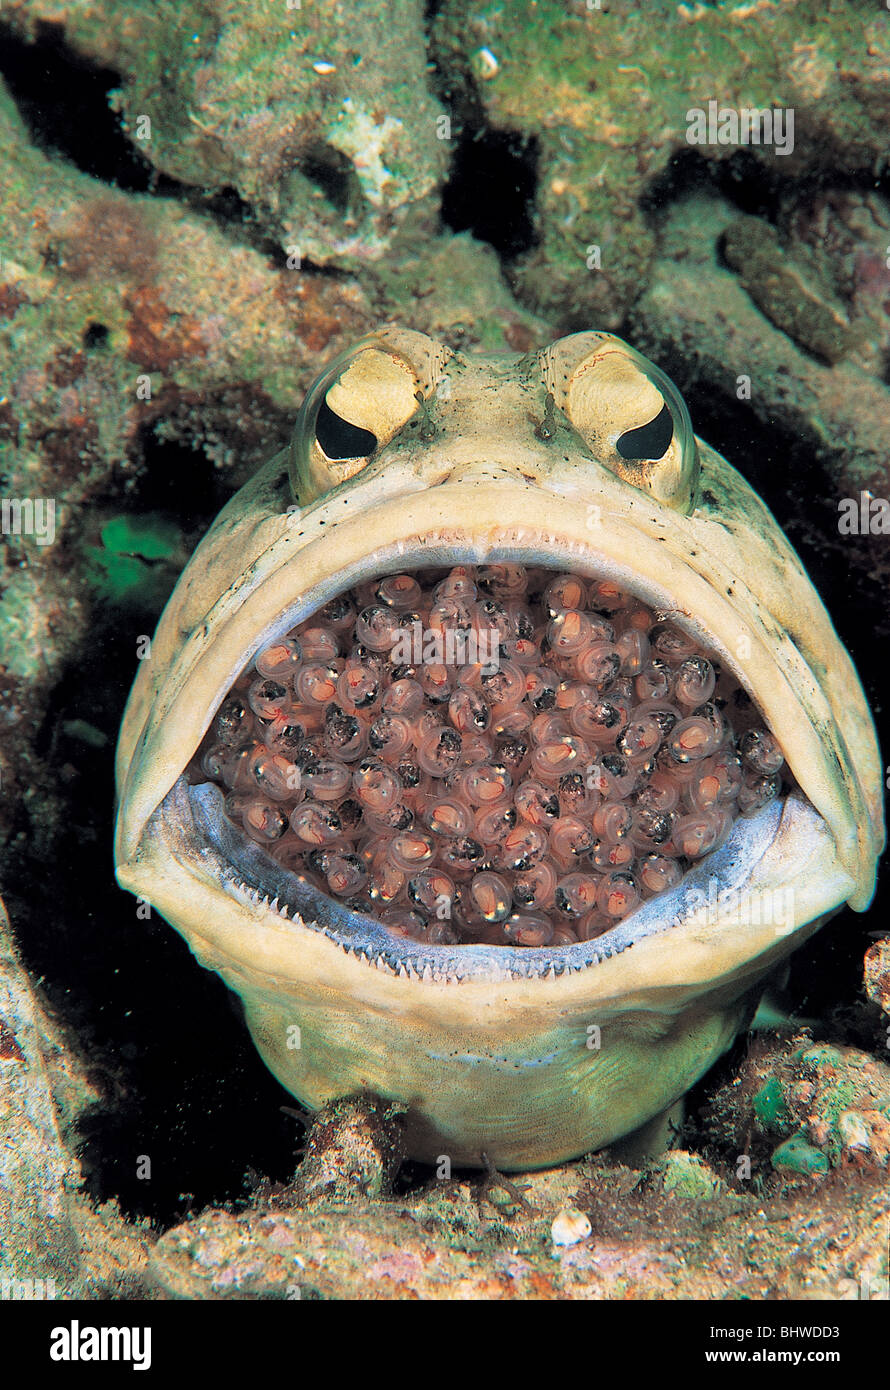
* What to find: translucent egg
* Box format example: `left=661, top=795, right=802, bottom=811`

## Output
left=289, top=802, right=344, bottom=846
left=549, top=816, right=595, bottom=864
left=355, top=605, right=401, bottom=651
left=317, top=595, right=355, bottom=632
left=295, top=664, right=341, bottom=706
left=616, top=629, right=650, bottom=676
left=672, top=811, right=731, bottom=858
left=248, top=747, right=302, bottom=801
left=418, top=663, right=454, bottom=704
left=376, top=574, right=423, bottom=610
left=448, top=686, right=491, bottom=734
left=531, top=735, right=589, bottom=782
left=588, top=837, right=635, bottom=872
left=548, top=610, right=592, bottom=656
left=597, top=871, right=640, bottom=918
left=421, top=794, right=473, bottom=837
left=525, top=668, right=559, bottom=712
left=438, top=836, right=486, bottom=874
left=408, top=869, right=456, bottom=916
left=368, top=713, right=413, bottom=761
left=474, top=801, right=518, bottom=845
left=588, top=579, right=629, bottom=613
left=554, top=873, right=600, bottom=917
left=635, top=659, right=673, bottom=702
left=504, top=912, right=553, bottom=947
left=337, top=666, right=380, bottom=711
left=738, top=773, right=782, bottom=815
left=574, top=642, right=621, bottom=691
left=543, top=573, right=587, bottom=614
left=298, top=627, right=340, bottom=661
left=301, top=760, right=350, bottom=802
left=383, top=677, right=425, bottom=715
left=667, top=716, right=721, bottom=764
left=481, top=661, right=525, bottom=709
left=652, top=623, right=699, bottom=664
left=674, top=656, right=716, bottom=707
left=638, top=854, right=683, bottom=895
left=325, top=853, right=368, bottom=897
left=468, top=871, right=512, bottom=923
left=497, top=823, right=549, bottom=872
left=324, top=706, right=367, bottom=760
left=740, top=729, right=785, bottom=776
left=242, top=801, right=289, bottom=843
left=477, top=563, right=529, bottom=598
left=515, top=780, right=561, bottom=825
left=248, top=678, right=291, bottom=720
left=213, top=696, right=255, bottom=746
left=352, top=758, right=402, bottom=813
left=617, top=714, right=663, bottom=761
left=256, top=638, right=303, bottom=682
left=512, top=860, right=557, bottom=910
left=417, top=727, right=463, bottom=777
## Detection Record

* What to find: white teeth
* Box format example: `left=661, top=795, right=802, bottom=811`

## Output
left=270, top=896, right=279, bottom=912
left=398, top=963, right=409, bottom=978
left=279, top=903, right=290, bottom=918
left=422, top=963, right=433, bottom=983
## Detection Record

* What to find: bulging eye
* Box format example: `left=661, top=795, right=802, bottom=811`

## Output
left=539, top=332, right=699, bottom=513
left=289, top=329, right=450, bottom=504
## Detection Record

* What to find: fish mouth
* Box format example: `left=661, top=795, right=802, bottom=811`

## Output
left=143, top=546, right=836, bottom=983
left=154, top=775, right=806, bottom=981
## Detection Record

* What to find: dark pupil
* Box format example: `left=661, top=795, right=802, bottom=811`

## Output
left=316, top=397, right=377, bottom=460
left=616, top=403, right=673, bottom=461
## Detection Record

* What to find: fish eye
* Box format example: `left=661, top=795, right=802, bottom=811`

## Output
left=289, top=329, right=451, bottom=504
left=539, top=332, right=698, bottom=512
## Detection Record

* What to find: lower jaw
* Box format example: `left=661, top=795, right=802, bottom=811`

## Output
left=138, top=779, right=844, bottom=1167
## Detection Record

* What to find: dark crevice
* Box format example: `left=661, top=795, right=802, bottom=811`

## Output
left=82, top=321, right=110, bottom=350
left=441, top=128, right=539, bottom=259
left=130, top=426, right=234, bottom=525
left=0, top=23, right=341, bottom=280
left=301, top=142, right=364, bottom=219
left=642, top=145, right=888, bottom=226
left=0, top=23, right=158, bottom=191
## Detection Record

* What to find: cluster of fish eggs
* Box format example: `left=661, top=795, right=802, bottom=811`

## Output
left=191, top=564, right=786, bottom=948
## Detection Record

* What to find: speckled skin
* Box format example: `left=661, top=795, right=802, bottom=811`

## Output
left=114, top=328, right=883, bottom=1169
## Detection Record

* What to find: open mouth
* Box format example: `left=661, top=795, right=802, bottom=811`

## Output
left=174, top=559, right=798, bottom=972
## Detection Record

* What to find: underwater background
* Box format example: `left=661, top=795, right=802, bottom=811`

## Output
left=0, top=0, right=888, bottom=1298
